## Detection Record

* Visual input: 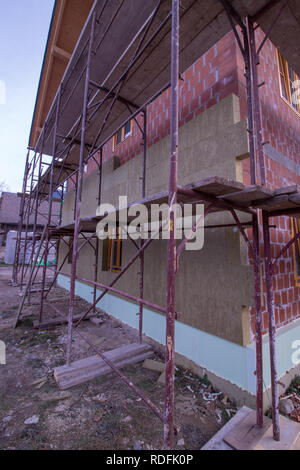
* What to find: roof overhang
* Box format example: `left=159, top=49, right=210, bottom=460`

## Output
left=29, top=0, right=94, bottom=149
left=255, top=0, right=300, bottom=76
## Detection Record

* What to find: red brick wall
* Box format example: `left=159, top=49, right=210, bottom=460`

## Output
left=86, top=31, right=239, bottom=170
left=236, top=29, right=300, bottom=339
left=82, top=29, right=300, bottom=340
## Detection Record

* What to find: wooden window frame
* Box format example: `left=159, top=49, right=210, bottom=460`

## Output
left=291, top=218, right=300, bottom=287
left=102, top=227, right=122, bottom=273
left=113, top=120, right=132, bottom=149
left=276, top=50, right=300, bottom=116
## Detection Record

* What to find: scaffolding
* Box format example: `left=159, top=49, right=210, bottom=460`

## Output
left=13, top=0, right=300, bottom=450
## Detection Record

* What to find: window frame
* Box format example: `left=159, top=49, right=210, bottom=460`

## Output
left=113, top=120, right=132, bottom=150
left=102, top=227, right=122, bottom=273
left=276, top=50, right=300, bottom=116
left=291, top=218, right=300, bottom=287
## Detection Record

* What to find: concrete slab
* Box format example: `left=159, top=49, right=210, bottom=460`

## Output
left=254, top=415, right=300, bottom=451
left=202, top=406, right=300, bottom=451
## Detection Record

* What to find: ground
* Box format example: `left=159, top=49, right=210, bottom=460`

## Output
left=0, top=266, right=236, bottom=450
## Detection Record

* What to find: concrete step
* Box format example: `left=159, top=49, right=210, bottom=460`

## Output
left=254, top=414, right=300, bottom=450
left=203, top=406, right=300, bottom=450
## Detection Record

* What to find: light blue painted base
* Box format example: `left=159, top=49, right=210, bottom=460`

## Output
left=58, top=274, right=300, bottom=395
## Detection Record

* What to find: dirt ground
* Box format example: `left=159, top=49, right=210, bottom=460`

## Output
left=0, top=266, right=237, bottom=450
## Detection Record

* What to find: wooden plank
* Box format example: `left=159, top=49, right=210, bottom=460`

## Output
left=289, top=193, right=300, bottom=205
left=221, top=185, right=274, bottom=206
left=186, top=177, right=244, bottom=197
left=29, top=297, right=70, bottom=306
left=56, top=343, right=151, bottom=376
left=253, top=194, right=300, bottom=211
left=55, top=351, right=154, bottom=390
left=274, top=185, right=299, bottom=196
left=224, top=410, right=272, bottom=450
left=33, top=313, right=97, bottom=329
left=143, top=359, right=165, bottom=373
left=54, top=343, right=153, bottom=390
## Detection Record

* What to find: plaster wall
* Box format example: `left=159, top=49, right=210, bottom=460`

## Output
left=59, top=94, right=255, bottom=345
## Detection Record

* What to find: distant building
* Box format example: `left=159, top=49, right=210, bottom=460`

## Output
left=0, top=191, right=60, bottom=247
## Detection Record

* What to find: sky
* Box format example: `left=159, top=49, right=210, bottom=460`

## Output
left=0, top=0, right=55, bottom=193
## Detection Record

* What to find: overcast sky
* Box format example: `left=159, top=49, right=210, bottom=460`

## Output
left=0, top=0, right=54, bottom=193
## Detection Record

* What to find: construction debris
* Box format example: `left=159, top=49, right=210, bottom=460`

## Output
left=279, top=377, right=300, bottom=424
left=90, top=317, right=106, bottom=326
left=24, top=415, right=39, bottom=425
left=279, top=398, right=295, bottom=415
left=31, top=377, right=47, bottom=386
left=2, top=416, right=12, bottom=424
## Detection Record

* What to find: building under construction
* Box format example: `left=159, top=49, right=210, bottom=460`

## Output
left=13, top=0, right=300, bottom=449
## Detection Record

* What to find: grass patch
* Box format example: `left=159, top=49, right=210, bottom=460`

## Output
left=20, top=318, right=34, bottom=328
left=38, top=398, right=62, bottom=414
left=197, top=373, right=211, bottom=387
left=219, top=405, right=233, bottom=423
left=286, top=375, right=300, bottom=395
left=123, top=365, right=140, bottom=376
left=17, top=425, right=47, bottom=450
left=136, top=378, right=155, bottom=392
left=92, top=375, right=108, bottom=386
left=26, top=357, right=45, bottom=369
left=21, top=331, right=58, bottom=348
left=0, top=393, right=13, bottom=413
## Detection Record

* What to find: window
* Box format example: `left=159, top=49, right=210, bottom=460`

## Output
left=102, top=227, right=122, bottom=272
left=277, top=51, right=300, bottom=114
left=113, top=120, right=132, bottom=149
left=291, top=218, right=300, bottom=287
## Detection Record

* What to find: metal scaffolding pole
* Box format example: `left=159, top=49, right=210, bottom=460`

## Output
left=66, top=11, right=96, bottom=366
left=248, top=18, right=266, bottom=186
left=252, top=212, right=264, bottom=427
left=221, top=1, right=265, bottom=429
left=93, top=149, right=103, bottom=313
left=19, top=151, right=38, bottom=291
left=139, top=109, right=147, bottom=343
left=262, top=210, right=280, bottom=441
left=39, top=86, right=62, bottom=324
left=27, top=152, right=44, bottom=303
left=164, top=0, right=179, bottom=450
left=12, top=149, right=30, bottom=285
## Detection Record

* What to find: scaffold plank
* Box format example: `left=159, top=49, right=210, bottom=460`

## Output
left=54, top=343, right=153, bottom=390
